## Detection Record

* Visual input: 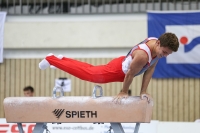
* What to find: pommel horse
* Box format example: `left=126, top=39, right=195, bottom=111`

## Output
left=3, top=85, right=153, bottom=133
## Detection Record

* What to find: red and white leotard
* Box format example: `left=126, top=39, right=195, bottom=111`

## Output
left=45, top=37, right=159, bottom=83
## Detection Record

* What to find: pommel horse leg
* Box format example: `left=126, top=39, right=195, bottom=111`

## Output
left=110, top=122, right=140, bottom=133
left=134, top=123, right=140, bottom=133
left=17, top=123, right=23, bottom=133
left=111, top=123, right=125, bottom=133
left=32, top=123, right=47, bottom=133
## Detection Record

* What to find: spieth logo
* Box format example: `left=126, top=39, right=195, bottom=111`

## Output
left=166, top=25, right=200, bottom=64
left=52, top=109, right=65, bottom=119
left=66, top=111, right=97, bottom=118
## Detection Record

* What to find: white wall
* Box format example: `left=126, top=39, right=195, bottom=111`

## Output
left=3, top=14, right=147, bottom=58
left=4, top=14, right=147, bottom=49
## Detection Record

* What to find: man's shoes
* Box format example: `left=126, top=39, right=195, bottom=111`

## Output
left=38, top=53, right=53, bottom=70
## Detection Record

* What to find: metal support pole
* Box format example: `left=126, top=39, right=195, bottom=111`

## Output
left=32, top=123, right=47, bottom=133
left=17, top=123, right=24, bottom=133
left=110, top=123, right=125, bottom=133
left=134, top=123, right=140, bottom=133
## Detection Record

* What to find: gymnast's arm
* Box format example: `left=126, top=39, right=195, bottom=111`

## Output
left=140, top=60, right=158, bottom=101
left=113, top=50, right=148, bottom=103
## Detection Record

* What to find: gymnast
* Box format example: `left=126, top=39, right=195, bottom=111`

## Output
left=39, top=32, right=179, bottom=103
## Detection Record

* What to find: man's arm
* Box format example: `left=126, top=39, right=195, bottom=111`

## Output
left=113, top=50, right=148, bottom=103
left=140, top=60, right=158, bottom=101
left=122, top=52, right=148, bottom=93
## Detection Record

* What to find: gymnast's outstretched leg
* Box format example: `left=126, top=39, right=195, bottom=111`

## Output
left=39, top=54, right=125, bottom=83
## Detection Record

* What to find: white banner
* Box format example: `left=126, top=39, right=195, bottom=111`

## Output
left=55, top=78, right=71, bottom=92
left=0, top=12, right=6, bottom=63
left=0, top=118, right=158, bottom=133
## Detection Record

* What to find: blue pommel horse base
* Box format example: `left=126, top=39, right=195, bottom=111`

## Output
left=3, top=85, right=153, bottom=133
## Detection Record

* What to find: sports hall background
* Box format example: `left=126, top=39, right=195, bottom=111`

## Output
left=0, top=0, right=200, bottom=123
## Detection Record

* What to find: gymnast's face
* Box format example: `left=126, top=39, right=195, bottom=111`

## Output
left=156, top=40, right=173, bottom=58
left=24, top=90, right=34, bottom=97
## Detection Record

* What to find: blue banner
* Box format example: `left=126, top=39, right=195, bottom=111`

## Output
left=148, top=11, right=200, bottom=78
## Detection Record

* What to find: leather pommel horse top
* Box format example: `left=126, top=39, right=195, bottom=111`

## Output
left=3, top=96, right=153, bottom=123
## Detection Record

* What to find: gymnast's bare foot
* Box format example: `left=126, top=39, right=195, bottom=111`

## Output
left=38, top=53, right=53, bottom=70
